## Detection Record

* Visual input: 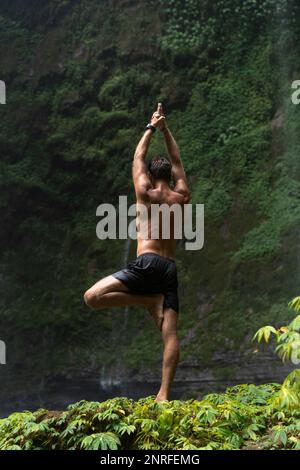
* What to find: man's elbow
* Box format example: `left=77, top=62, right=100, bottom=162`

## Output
left=179, top=188, right=190, bottom=203
left=184, top=191, right=191, bottom=204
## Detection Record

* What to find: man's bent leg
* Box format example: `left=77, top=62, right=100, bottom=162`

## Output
left=84, top=275, right=128, bottom=307
left=84, top=275, right=129, bottom=302
left=84, top=275, right=165, bottom=330
left=155, top=308, right=180, bottom=402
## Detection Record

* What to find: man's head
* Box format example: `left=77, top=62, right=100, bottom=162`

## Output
left=148, top=156, right=172, bottom=184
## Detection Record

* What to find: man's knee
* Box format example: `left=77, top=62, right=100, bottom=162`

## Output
left=83, top=289, right=99, bottom=309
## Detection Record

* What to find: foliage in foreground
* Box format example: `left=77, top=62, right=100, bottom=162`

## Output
left=253, top=297, right=300, bottom=409
left=0, top=383, right=299, bottom=451
left=1, top=299, right=300, bottom=451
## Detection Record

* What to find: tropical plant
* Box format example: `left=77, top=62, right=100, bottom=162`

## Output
left=253, top=296, right=300, bottom=410
left=0, top=383, right=299, bottom=450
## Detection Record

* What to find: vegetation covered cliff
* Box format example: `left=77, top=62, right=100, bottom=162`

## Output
left=0, top=0, right=300, bottom=410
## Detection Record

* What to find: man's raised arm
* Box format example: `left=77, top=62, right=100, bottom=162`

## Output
left=132, top=106, right=165, bottom=199
left=158, top=104, right=190, bottom=203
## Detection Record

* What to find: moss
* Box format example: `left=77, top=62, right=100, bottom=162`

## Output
left=1, top=0, right=300, bottom=397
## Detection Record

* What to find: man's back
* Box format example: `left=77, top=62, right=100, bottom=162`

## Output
left=136, top=184, right=186, bottom=259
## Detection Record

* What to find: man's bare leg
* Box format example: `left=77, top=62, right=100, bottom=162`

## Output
left=84, top=275, right=165, bottom=330
left=155, top=308, right=180, bottom=402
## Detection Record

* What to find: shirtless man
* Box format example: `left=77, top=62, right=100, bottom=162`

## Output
left=84, top=103, right=190, bottom=402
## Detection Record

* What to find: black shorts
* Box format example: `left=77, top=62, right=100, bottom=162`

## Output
left=112, top=252, right=179, bottom=314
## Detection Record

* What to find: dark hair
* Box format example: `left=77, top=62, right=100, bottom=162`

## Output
left=148, top=156, right=172, bottom=183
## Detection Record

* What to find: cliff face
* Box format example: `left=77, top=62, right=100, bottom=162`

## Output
left=0, top=0, right=300, bottom=413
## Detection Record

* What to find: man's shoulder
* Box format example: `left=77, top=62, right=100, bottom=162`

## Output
left=168, top=189, right=188, bottom=205
left=140, top=187, right=188, bottom=206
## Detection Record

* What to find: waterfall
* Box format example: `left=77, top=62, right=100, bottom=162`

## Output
left=122, top=238, right=132, bottom=328
left=275, top=0, right=300, bottom=282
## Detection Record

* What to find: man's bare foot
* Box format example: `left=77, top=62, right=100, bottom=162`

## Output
left=155, top=392, right=168, bottom=403
left=148, top=294, right=164, bottom=331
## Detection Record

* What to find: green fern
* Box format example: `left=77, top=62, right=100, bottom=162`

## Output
left=80, top=432, right=121, bottom=450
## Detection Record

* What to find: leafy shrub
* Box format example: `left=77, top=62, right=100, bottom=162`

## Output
left=0, top=383, right=299, bottom=450
left=254, top=297, right=300, bottom=410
